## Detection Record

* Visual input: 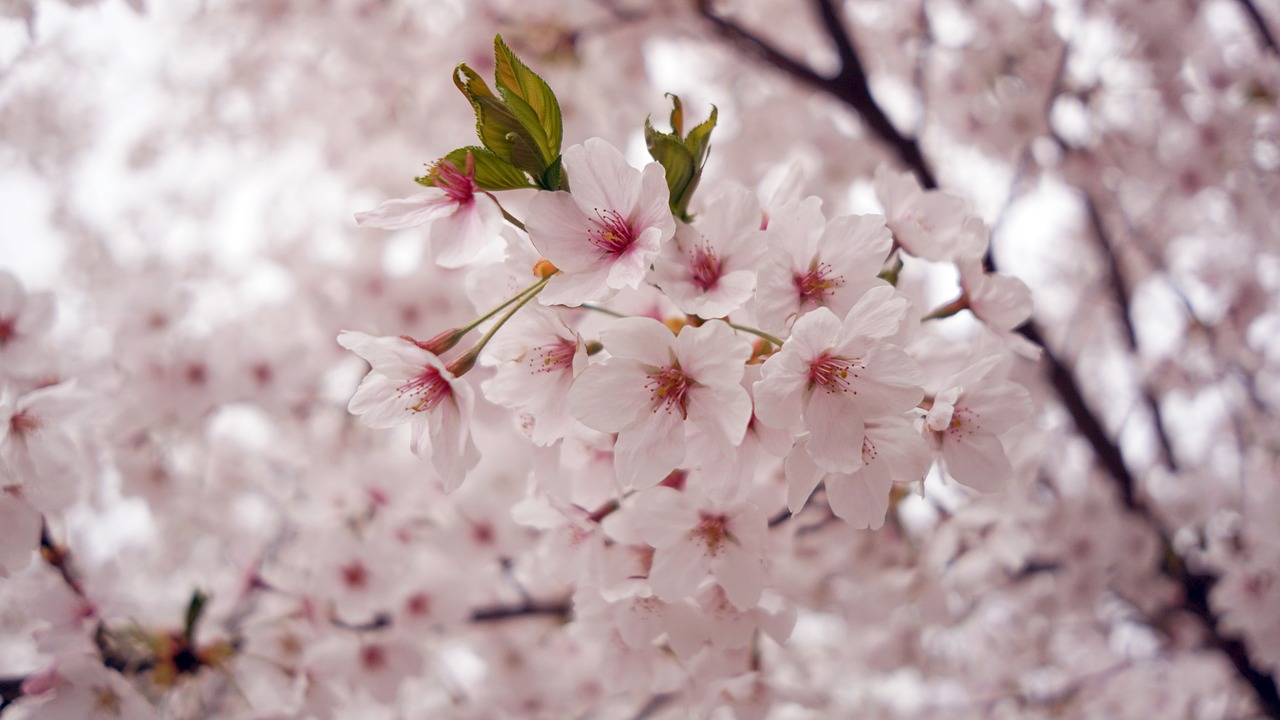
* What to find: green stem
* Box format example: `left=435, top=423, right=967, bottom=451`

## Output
left=922, top=295, right=969, bottom=321
left=460, top=277, right=546, bottom=335
left=727, top=322, right=785, bottom=347
left=450, top=275, right=553, bottom=375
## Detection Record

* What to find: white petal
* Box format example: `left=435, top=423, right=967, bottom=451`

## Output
left=354, top=190, right=453, bottom=229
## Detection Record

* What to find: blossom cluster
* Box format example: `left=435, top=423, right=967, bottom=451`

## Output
left=329, top=41, right=1037, bottom=707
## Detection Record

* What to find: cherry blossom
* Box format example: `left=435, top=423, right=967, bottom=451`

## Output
left=649, top=186, right=767, bottom=318
left=753, top=197, right=893, bottom=335
left=336, top=331, right=478, bottom=491
left=354, top=155, right=503, bottom=268
left=630, top=484, right=770, bottom=610
left=925, top=355, right=1034, bottom=492
left=526, top=138, right=675, bottom=306
left=568, top=317, right=752, bottom=488
left=754, top=286, right=925, bottom=473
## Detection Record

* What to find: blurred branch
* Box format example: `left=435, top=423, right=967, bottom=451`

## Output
left=694, top=0, right=939, bottom=188
left=1, top=676, right=23, bottom=711
left=1237, top=0, right=1279, bottom=53
left=695, top=0, right=1280, bottom=711
left=470, top=599, right=572, bottom=623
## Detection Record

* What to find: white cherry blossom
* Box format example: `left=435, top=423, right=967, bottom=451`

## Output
left=568, top=318, right=752, bottom=488
left=527, top=138, right=675, bottom=306
left=754, top=286, right=925, bottom=473
left=337, top=331, right=478, bottom=491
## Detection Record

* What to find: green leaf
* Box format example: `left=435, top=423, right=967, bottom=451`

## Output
left=493, top=35, right=563, bottom=163
left=541, top=154, right=568, bottom=192
left=454, top=64, right=531, bottom=166
left=685, top=105, right=717, bottom=167
left=438, top=147, right=534, bottom=191
left=183, top=590, right=210, bottom=643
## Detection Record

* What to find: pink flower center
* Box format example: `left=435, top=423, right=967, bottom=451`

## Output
left=9, top=410, right=38, bottom=436
left=645, top=365, right=690, bottom=418
left=525, top=339, right=576, bottom=374
left=588, top=209, right=637, bottom=256
left=694, top=512, right=729, bottom=554
left=0, top=318, right=14, bottom=345
left=690, top=246, right=722, bottom=291
left=808, top=353, right=861, bottom=394
left=429, top=159, right=478, bottom=205
left=360, top=644, right=387, bottom=671
left=398, top=366, right=453, bottom=414
left=793, top=261, right=844, bottom=306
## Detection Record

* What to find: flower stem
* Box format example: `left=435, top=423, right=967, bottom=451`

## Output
left=460, top=277, right=548, bottom=335
left=449, top=274, right=553, bottom=375
left=579, top=303, right=628, bottom=319
left=922, top=295, right=969, bottom=321
left=727, top=322, right=785, bottom=347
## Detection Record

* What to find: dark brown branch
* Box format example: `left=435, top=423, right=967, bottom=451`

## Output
left=469, top=599, right=572, bottom=623
left=1081, top=195, right=1180, bottom=472
left=1237, top=0, right=1279, bottom=53
left=1, top=676, right=23, bottom=710
left=695, top=0, right=938, bottom=189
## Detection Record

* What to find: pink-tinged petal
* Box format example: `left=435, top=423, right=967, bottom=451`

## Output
left=803, top=389, right=865, bottom=473
left=337, top=331, right=432, bottom=379
left=689, top=269, right=756, bottom=319
left=631, top=486, right=700, bottom=546
left=349, top=372, right=421, bottom=428
left=527, top=191, right=603, bottom=272
left=942, top=431, right=1013, bottom=492
left=628, top=162, right=676, bottom=238
left=867, top=415, right=933, bottom=482
left=568, top=361, right=651, bottom=432
left=423, top=381, right=477, bottom=491
left=661, top=601, right=712, bottom=659
left=0, top=493, right=40, bottom=575
left=429, top=195, right=503, bottom=268
left=820, top=214, right=893, bottom=270
left=963, top=384, right=1034, bottom=435
left=0, top=272, right=21, bottom=314
left=787, top=306, right=843, bottom=357
left=836, top=285, right=909, bottom=346
left=712, top=541, right=766, bottom=611
left=537, top=265, right=614, bottom=307
left=614, top=409, right=685, bottom=489
left=649, top=532, right=710, bottom=603
left=600, top=316, right=676, bottom=367
left=853, top=345, right=926, bottom=416
left=783, top=444, right=824, bottom=514
left=564, top=139, right=642, bottom=220
left=676, top=320, right=751, bottom=386
left=685, top=383, right=752, bottom=450
left=354, top=189, right=454, bottom=229
left=751, top=363, right=807, bottom=430
left=605, top=226, right=662, bottom=290
left=825, top=461, right=893, bottom=529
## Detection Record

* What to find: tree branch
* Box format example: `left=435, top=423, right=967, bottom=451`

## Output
left=695, top=0, right=939, bottom=188
left=1237, top=0, right=1279, bottom=53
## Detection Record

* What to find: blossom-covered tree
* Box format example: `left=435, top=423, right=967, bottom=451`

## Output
left=1, top=0, right=1278, bottom=718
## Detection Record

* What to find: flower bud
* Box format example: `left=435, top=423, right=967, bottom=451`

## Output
left=533, top=258, right=559, bottom=278
left=408, top=328, right=466, bottom=355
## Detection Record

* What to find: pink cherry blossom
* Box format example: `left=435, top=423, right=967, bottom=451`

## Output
left=649, top=186, right=766, bottom=318
left=925, top=356, right=1034, bottom=492
left=481, top=305, right=588, bottom=446
left=630, top=484, right=770, bottom=610
left=753, top=197, right=894, bottom=335
left=526, top=138, right=675, bottom=306
left=784, top=414, right=931, bottom=528
left=874, top=165, right=968, bottom=261
left=355, top=155, right=503, bottom=269
left=0, top=270, right=56, bottom=382
left=337, top=331, right=478, bottom=491
left=754, top=286, right=925, bottom=473
left=568, top=318, right=752, bottom=488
